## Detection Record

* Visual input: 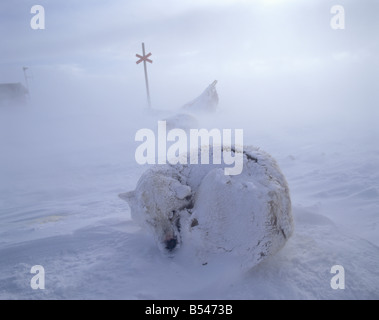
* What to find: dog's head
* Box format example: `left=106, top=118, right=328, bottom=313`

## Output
left=120, top=171, right=192, bottom=253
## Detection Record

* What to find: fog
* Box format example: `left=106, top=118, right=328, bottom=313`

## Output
left=1, top=0, right=378, bottom=120
left=1, top=0, right=378, bottom=210
left=1, top=0, right=379, bottom=300
left=1, top=0, right=378, bottom=221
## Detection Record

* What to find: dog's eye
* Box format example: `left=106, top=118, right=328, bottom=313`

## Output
left=169, top=210, right=176, bottom=220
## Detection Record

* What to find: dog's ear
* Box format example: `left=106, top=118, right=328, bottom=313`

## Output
left=119, top=191, right=135, bottom=204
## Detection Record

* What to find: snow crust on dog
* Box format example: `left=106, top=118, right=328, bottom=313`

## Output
left=120, top=146, right=293, bottom=270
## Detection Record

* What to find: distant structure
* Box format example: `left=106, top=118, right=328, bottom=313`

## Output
left=182, top=80, right=219, bottom=112
left=0, top=83, right=29, bottom=106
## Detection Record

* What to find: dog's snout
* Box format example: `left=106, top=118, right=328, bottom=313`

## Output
left=165, top=238, right=177, bottom=251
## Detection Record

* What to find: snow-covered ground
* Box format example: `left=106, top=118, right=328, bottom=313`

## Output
left=0, top=95, right=378, bottom=300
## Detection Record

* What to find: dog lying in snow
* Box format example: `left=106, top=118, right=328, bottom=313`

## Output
left=119, top=146, right=293, bottom=270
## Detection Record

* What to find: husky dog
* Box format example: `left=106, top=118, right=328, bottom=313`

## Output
left=120, top=146, right=294, bottom=269
left=120, top=165, right=192, bottom=252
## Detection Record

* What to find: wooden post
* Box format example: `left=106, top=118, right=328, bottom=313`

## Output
left=142, top=43, right=151, bottom=109
left=136, top=43, right=153, bottom=109
left=22, top=67, right=31, bottom=99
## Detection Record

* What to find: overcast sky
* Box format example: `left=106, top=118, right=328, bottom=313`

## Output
left=1, top=0, right=378, bottom=123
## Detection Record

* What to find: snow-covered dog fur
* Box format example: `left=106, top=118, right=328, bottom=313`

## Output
left=120, top=167, right=192, bottom=252
left=120, top=146, right=293, bottom=270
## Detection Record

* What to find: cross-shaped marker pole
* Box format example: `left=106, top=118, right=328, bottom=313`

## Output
left=136, top=42, right=153, bottom=109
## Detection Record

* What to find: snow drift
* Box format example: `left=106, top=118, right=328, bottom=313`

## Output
left=162, top=80, right=219, bottom=131
left=182, top=80, right=219, bottom=113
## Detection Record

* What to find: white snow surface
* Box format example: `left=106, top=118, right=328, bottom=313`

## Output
left=0, top=99, right=379, bottom=300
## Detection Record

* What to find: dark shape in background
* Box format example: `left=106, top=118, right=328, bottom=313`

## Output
left=0, top=83, right=28, bottom=106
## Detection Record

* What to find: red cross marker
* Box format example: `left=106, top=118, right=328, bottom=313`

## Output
left=136, top=43, right=153, bottom=108
left=136, top=52, right=152, bottom=64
